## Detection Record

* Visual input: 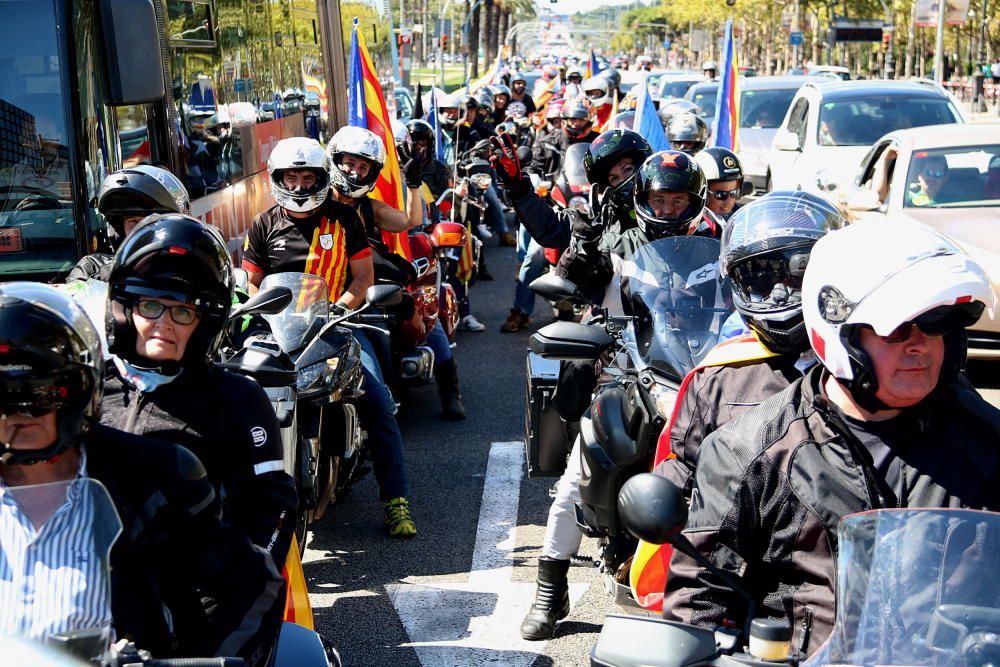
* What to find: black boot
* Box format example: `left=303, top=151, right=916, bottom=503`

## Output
left=434, top=359, right=466, bottom=420
left=520, top=556, right=570, bottom=640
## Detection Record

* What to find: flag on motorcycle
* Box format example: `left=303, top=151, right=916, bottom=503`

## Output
left=347, top=17, right=411, bottom=259
left=633, top=72, right=670, bottom=152
left=710, top=19, right=740, bottom=151
left=629, top=333, right=778, bottom=612
left=586, top=49, right=605, bottom=79
left=533, top=74, right=562, bottom=110
left=428, top=84, right=446, bottom=163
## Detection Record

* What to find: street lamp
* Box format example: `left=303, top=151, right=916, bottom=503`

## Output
left=973, top=0, right=988, bottom=112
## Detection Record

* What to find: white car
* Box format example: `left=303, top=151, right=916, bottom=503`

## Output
left=841, top=123, right=1000, bottom=358
left=767, top=79, right=966, bottom=195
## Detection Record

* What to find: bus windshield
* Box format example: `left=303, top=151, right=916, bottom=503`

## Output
left=0, top=0, right=78, bottom=277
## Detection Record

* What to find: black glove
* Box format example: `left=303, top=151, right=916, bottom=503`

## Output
left=489, top=131, right=530, bottom=198
left=402, top=156, right=423, bottom=190
left=330, top=302, right=350, bottom=318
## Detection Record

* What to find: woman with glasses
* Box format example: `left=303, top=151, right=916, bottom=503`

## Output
left=101, top=214, right=298, bottom=575
left=695, top=147, right=747, bottom=221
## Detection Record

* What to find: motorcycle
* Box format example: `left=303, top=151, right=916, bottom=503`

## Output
left=12, top=478, right=341, bottom=666
left=594, top=472, right=1000, bottom=667
left=529, top=235, right=731, bottom=608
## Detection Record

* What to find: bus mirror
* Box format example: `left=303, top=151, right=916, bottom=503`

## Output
left=97, top=0, right=165, bottom=104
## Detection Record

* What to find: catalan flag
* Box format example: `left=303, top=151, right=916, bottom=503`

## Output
left=710, top=20, right=739, bottom=151
left=347, top=18, right=411, bottom=259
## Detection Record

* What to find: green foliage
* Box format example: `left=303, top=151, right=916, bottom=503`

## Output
left=343, top=3, right=391, bottom=65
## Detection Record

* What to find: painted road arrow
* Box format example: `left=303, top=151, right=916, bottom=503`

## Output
left=386, top=441, right=587, bottom=666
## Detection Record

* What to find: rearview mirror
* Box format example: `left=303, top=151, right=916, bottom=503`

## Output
left=97, top=0, right=165, bottom=104
left=230, top=286, right=292, bottom=320
left=366, top=284, right=403, bottom=307
left=740, top=180, right=755, bottom=197
left=529, top=273, right=578, bottom=302
left=773, top=128, right=801, bottom=152
left=529, top=322, right=614, bottom=361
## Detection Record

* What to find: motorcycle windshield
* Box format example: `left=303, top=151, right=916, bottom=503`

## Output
left=259, top=272, right=330, bottom=353
left=620, top=236, right=731, bottom=382
left=2, top=478, right=121, bottom=648
left=806, top=508, right=1000, bottom=667
left=562, top=143, right=590, bottom=187
left=59, top=279, right=111, bottom=360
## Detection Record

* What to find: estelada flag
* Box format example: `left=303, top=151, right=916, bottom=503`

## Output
left=710, top=19, right=740, bottom=151
left=347, top=18, right=411, bottom=259
left=629, top=334, right=777, bottom=612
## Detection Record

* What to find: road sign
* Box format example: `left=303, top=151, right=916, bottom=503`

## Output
left=789, top=31, right=803, bottom=45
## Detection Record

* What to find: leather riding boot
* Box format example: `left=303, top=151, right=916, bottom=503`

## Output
left=520, top=556, right=570, bottom=640
left=434, top=359, right=466, bottom=420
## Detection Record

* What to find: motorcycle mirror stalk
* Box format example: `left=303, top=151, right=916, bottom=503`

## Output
left=230, top=286, right=294, bottom=321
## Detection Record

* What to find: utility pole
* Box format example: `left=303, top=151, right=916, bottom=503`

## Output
left=973, top=0, right=988, bottom=111
left=933, top=0, right=946, bottom=82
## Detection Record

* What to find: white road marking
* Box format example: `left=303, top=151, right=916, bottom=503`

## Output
left=386, top=441, right=587, bottom=667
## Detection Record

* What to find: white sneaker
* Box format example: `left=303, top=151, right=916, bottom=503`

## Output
left=477, top=223, right=493, bottom=240
left=458, top=314, right=486, bottom=332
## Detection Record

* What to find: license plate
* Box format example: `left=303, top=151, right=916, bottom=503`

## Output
left=0, top=228, right=24, bottom=253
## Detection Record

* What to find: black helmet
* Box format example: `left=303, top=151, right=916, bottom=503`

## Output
left=599, top=67, right=621, bottom=92
left=720, top=191, right=846, bottom=354
left=560, top=96, right=594, bottom=137
left=634, top=151, right=707, bottom=239
left=584, top=129, right=652, bottom=208
left=667, top=113, right=709, bottom=154
left=108, top=214, right=233, bottom=368
left=695, top=146, right=744, bottom=183
left=97, top=165, right=191, bottom=240
left=0, top=283, right=103, bottom=465
left=406, top=119, right=436, bottom=149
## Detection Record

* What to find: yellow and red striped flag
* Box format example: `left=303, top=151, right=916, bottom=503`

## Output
left=347, top=18, right=411, bottom=259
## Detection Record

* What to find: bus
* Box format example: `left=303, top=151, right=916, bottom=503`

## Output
left=0, top=0, right=347, bottom=281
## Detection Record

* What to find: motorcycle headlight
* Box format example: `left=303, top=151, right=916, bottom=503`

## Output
left=297, top=358, right=338, bottom=391
left=648, top=382, right=677, bottom=420
left=471, top=173, right=492, bottom=189
left=568, top=195, right=588, bottom=211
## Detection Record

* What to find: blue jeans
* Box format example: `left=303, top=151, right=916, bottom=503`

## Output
left=513, top=226, right=549, bottom=316
left=483, top=183, right=509, bottom=235
left=426, top=319, right=452, bottom=363
left=352, top=329, right=408, bottom=501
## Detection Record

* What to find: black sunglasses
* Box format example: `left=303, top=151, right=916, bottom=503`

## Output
left=709, top=187, right=741, bottom=201
left=869, top=308, right=971, bottom=344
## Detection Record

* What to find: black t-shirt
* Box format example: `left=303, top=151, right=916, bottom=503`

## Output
left=842, top=412, right=907, bottom=501
left=242, top=198, right=371, bottom=300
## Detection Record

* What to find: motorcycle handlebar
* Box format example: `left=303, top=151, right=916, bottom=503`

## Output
left=145, top=659, right=245, bottom=667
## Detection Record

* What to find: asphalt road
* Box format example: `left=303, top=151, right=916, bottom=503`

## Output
left=301, top=236, right=1000, bottom=666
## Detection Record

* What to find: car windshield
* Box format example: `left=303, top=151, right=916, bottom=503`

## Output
left=817, top=95, right=960, bottom=146
left=0, top=0, right=79, bottom=278
left=903, top=145, right=1000, bottom=208
left=660, top=79, right=698, bottom=99
left=686, top=86, right=718, bottom=120
left=740, top=88, right=798, bottom=129
left=804, top=509, right=1000, bottom=667
left=394, top=91, right=413, bottom=120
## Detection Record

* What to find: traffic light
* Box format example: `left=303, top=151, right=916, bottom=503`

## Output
left=882, top=31, right=891, bottom=50
left=441, top=34, right=448, bottom=48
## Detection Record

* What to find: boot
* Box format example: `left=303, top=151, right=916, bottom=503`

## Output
left=434, top=359, right=466, bottom=420
left=520, top=556, right=570, bottom=640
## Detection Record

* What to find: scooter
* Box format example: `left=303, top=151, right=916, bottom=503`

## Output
left=528, top=236, right=731, bottom=609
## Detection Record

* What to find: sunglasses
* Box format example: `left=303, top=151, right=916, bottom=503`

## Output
left=709, top=188, right=741, bottom=201
left=922, top=168, right=948, bottom=179
left=135, top=300, right=199, bottom=325
left=870, top=312, right=957, bottom=344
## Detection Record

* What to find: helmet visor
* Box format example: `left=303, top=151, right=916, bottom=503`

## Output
left=0, top=369, right=90, bottom=417
left=729, top=247, right=810, bottom=314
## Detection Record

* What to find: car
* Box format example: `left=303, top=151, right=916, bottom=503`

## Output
left=840, top=124, right=1000, bottom=359
left=657, top=71, right=702, bottom=102
left=737, top=76, right=831, bottom=192
left=394, top=87, right=414, bottom=121
left=684, top=81, right=720, bottom=124
left=804, top=64, right=851, bottom=80
left=767, top=79, right=966, bottom=195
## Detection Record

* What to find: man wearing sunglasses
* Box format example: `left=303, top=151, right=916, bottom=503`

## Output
left=908, top=153, right=951, bottom=207
left=663, top=219, right=1000, bottom=657
left=695, top=147, right=747, bottom=221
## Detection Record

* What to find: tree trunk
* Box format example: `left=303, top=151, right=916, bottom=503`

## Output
left=499, top=9, right=509, bottom=52
left=480, top=1, right=490, bottom=70
left=486, top=2, right=500, bottom=64
left=470, top=2, right=481, bottom=78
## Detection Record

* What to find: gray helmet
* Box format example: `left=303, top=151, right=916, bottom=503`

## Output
left=475, top=89, right=494, bottom=114
left=667, top=113, right=709, bottom=154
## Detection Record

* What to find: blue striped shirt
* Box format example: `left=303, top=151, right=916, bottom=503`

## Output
left=0, top=455, right=121, bottom=640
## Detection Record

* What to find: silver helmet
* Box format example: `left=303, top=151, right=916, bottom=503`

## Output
left=326, top=126, right=386, bottom=198
left=266, top=137, right=330, bottom=213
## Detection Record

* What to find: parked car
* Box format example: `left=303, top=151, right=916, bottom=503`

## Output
left=684, top=81, right=720, bottom=124
left=840, top=123, right=1000, bottom=358
left=656, top=71, right=702, bottom=102
left=767, top=79, right=966, bottom=195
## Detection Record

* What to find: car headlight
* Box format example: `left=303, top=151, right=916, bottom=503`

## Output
left=568, top=195, right=588, bottom=211
left=471, top=173, right=493, bottom=189
left=648, top=382, right=677, bottom=420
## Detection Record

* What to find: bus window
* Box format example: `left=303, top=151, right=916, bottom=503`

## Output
left=0, top=0, right=78, bottom=277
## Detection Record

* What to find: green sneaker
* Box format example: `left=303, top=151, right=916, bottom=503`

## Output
left=384, top=497, right=417, bottom=538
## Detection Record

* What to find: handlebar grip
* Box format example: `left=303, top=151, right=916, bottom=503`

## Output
left=146, top=659, right=245, bottom=667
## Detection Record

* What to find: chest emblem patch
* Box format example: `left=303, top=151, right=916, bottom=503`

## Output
left=319, top=233, right=334, bottom=250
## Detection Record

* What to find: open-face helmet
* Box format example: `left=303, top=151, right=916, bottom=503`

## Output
left=326, top=126, right=386, bottom=199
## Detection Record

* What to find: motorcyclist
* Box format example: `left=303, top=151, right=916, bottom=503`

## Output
left=491, top=84, right=512, bottom=127
left=565, top=65, right=585, bottom=87
left=243, top=136, right=417, bottom=538
left=694, top=146, right=746, bottom=221
left=631, top=192, right=846, bottom=611
left=528, top=96, right=599, bottom=181
left=475, top=89, right=496, bottom=132
left=0, top=283, right=283, bottom=663
left=702, top=59, right=718, bottom=80
left=667, top=112, right=709, bottom=154
left=541, top=99, right=564, bottom=135
left=406, top=119, right=451, bottom=203
left=582, top=76, right=613, bottom=128
left=510, top=71, right=536, bottom=113
left=454, top=94, right=494, bottom=155
left=664, top=219, right=1000, bottom=655
left=66, top=166, right=190, bottom=282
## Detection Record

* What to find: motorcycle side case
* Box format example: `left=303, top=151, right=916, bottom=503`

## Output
left=590, top=615, right=718, bottom=667
left=524, top=352, right=573, bottom=478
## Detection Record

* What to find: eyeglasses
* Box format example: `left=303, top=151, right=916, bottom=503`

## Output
left=922, top=168, right=948, bottom=179
left=875, top=315, right=952, bottom=344
left=709, top=188, right=741, bottom=201
left=135, top=300, right=199, bottom=325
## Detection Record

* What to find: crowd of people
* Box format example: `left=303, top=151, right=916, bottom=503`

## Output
left=2, top=50, right=1000, bottom=666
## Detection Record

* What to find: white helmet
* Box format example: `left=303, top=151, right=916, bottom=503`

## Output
left=266, top=137, right=330, bottom=213
left=802, top=220, right=995, bottom=409
left=582, top=76, right=610, bottom=107
left=326, top=126, right=386, bottom=198
left=390, top=118, right=411, bottom=155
